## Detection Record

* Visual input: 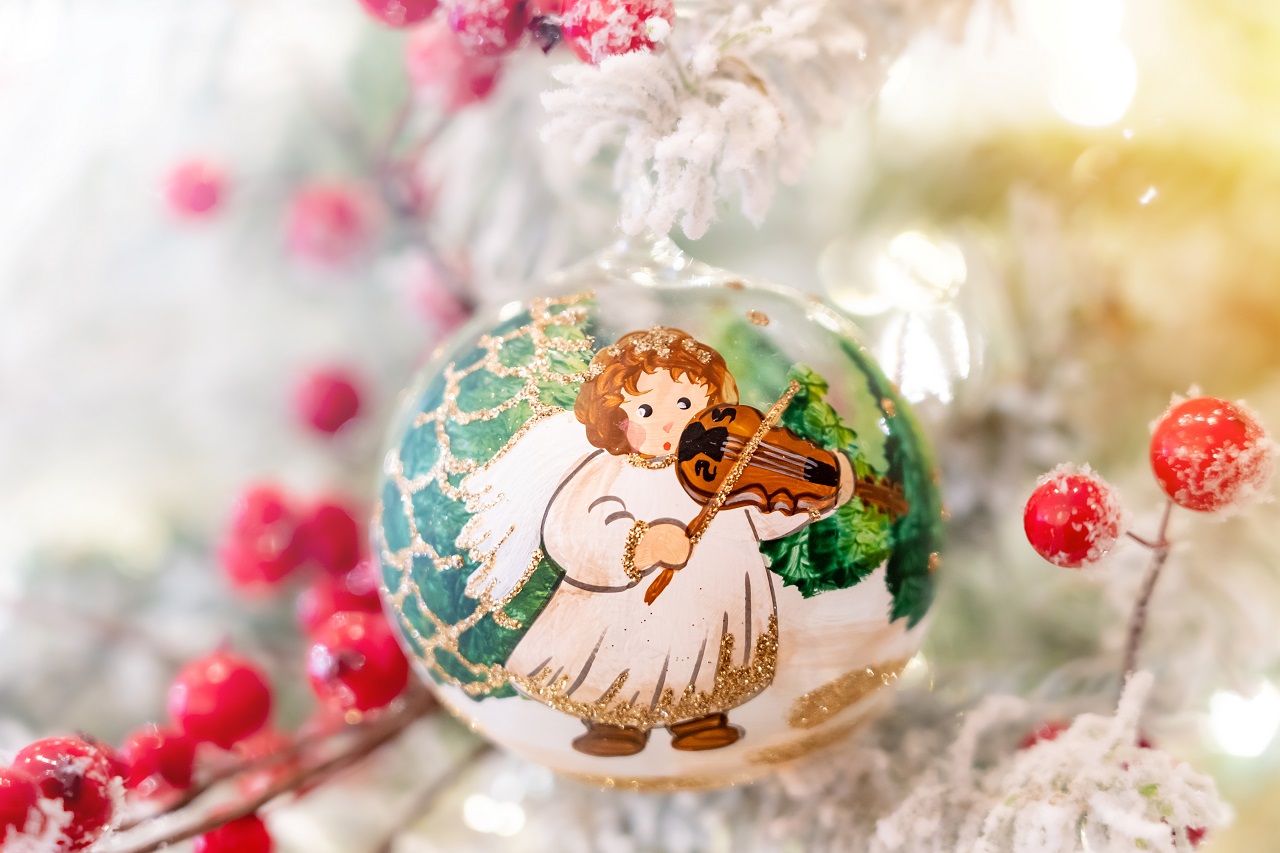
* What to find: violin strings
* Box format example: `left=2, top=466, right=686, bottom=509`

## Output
left=722, top=437, right=814, bottom=469
left=720, top=449, right=808, bottom=480
left=722, top=441, right=814, bottom=475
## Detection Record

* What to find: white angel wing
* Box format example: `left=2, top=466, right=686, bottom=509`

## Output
left=455, top=410, right=595, bottom=603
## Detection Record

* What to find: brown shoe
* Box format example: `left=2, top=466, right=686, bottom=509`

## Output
left=572, top=722, right=650, bottom=757
left=668, top=712, right=743, bottom=751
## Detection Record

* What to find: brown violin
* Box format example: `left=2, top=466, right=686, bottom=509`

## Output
left=643, top=391, right=840, bottom=604
left=642, top=382, right=909, bottom=605
left=675, top=403, right=844, bottom=521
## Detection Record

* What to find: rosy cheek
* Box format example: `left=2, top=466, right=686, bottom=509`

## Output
left=623, top=418, right=647, bottom=451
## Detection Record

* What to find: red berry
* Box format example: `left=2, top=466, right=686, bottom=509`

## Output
left=0, top=767, right=42, bottom=844
left=1017, top=720, right=1069, bottom=750
left=193, top=813, right=273, bottom=853
left=169, top=651, right=273, bottom=749
left=1024, top=465, right=1122, bottom=568
left=356, top=0, right=437, bottom=27
left=446, top=0, right=528, bottom=56
left=286, top=183, right=373, bottom=267
left=1150, top=396, right=1274, bottom=512
left=406, top=19, right=504, bottom=112
left=561, top=0, right=674, bottom=64
left=297, top=560, right=383, bottom=634
left=120, top=724, right=197, bottom=796
left=219, top=485, right=303, bottom=592
left=12, top=736, right=116, bottom=850
left=298, top=500, right=365, bottom=575
left=307, top=612, right=410, bottom=713
left=1187, top=826, right=1206, bottom=847
left=295, top=368, right=362, bottom=435
left=165, top=160, right=225, bottom=218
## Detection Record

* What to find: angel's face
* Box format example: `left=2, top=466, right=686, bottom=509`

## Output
left=618, top=370, right=710, bottom=457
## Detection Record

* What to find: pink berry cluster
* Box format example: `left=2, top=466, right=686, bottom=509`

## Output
left=369, top=0, right=676, bottom=86
left=0, top=487, right=414, bottom=850
left=1024, top=394, right=1275, bottom=568
left=218, top=485, right=411, bottom=712
left=0, top=652, right=275, bottom=851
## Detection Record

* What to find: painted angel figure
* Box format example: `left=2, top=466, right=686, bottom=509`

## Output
left=458, top=327, right=856, bottom=757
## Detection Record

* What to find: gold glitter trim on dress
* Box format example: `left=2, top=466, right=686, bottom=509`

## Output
left=508, top=616, right=779, bottom=730
left=378, top=293, right=597, bottom=697
left=785, top=657, right=911, bottom=730
left=621, top=520, right=650, bottom=583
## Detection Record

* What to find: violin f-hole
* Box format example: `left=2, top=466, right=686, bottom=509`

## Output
left=694, top=459, right=717, bottom=482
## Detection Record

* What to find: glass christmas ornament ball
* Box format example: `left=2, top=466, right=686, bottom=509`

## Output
left=375, top=236, right=944, bottom=789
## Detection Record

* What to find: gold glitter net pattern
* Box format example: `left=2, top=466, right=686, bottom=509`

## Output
left=507, top=616, right=779, bottom=730
left=379, top=293, right=596, bottom=698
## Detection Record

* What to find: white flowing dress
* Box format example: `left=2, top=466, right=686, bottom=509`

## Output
left=504, top=447, right=809, bottom=722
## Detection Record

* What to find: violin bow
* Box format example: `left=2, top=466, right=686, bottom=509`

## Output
left=643, top=381, right=802, bottom=606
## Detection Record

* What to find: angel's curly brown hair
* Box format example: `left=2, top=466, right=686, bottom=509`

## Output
left=574, top=327, right=738, bottom=456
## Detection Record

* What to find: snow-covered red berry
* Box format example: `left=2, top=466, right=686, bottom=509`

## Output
left=165, top=160, right=225, bottom=218
left=446, top=0, right=528, bottom=56
left=169, top=651, right=273, bottom=749
left=286, top=183, right=373, bottom=267
left=1017, top=719, right=1069, bottom=750
left=120, top=724, right=197, bottom=796
left=297, top=499, right=364, bottom=576
left=296, top=560, right=383, bottom=635
left=219, top=484, right=302, bottom=592
left=12, top=736, right=117, bottom=850
left=193, top=813, right=273, bottom=853
left=1024, top=464, right=1123, bottom=568
left=295, top=368, right=362, bottom=435
left=307, top=612, right=410, bottom=713
left=560, top=0, right=674, bottom=64
left=357, top=0, right=437, bottom=27
left=1150, top=395, right=1275, bottom=513
left=406, top=18, right=503, bottom=111
left=0, top=767, right=42, bottom=844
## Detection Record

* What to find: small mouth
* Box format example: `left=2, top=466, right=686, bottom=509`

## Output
left=663, top=441, right=672, bottom=451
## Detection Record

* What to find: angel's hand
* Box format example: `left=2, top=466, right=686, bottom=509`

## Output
left=635, top=523, right=693, bottom=570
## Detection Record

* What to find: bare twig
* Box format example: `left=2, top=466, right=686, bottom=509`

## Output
left=1121, top=499, right=1175, bottom=692
left=115, top=717, right=376, bottom=831
left=112, top=690, right=439, bottom=853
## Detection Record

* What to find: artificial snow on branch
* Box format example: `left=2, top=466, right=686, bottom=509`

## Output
left=542, top=0, right=977, bottom=238
left=876, top=672, right=1227, bottom=853
left=543, top=0, right=864, bottom=238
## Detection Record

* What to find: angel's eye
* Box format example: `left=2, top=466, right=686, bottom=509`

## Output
left=638, top=404, right=653, bottom=418
left=677, top=397, right=691, bottom=410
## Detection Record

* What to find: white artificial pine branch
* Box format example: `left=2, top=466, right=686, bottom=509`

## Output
left=543, top=0, right=882, bottom=238
left=874, top=672, right=1229, bottom=853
